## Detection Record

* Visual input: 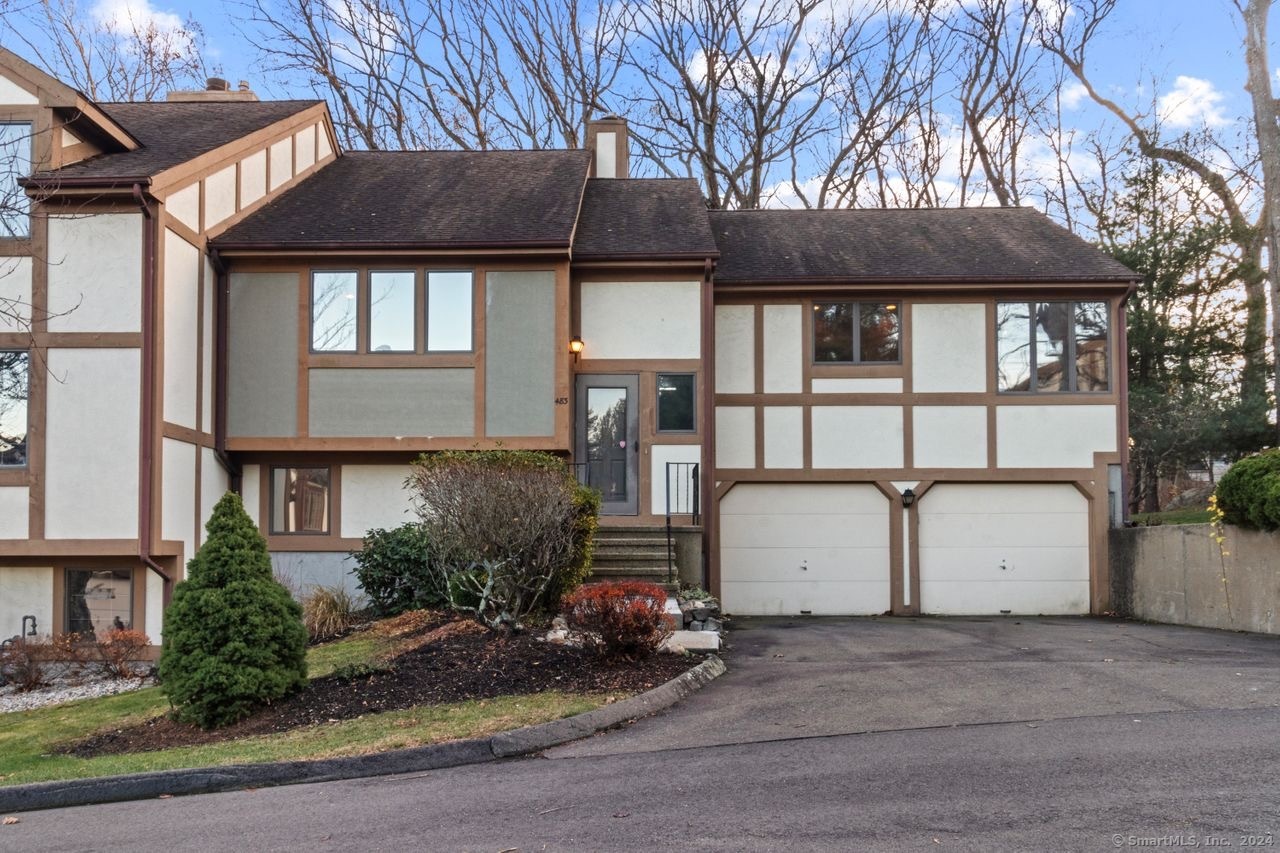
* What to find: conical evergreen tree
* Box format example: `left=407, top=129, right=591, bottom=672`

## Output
left=159, top=492, right=307, bottom=728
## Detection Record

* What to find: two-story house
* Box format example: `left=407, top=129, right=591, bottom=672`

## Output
left=0, top=50, right=1136, bottom=642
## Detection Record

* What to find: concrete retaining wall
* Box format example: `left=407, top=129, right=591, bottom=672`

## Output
left=1110, top=524, right=1280, bottom=635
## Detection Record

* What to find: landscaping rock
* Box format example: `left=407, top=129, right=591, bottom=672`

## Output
left=688, top=620, right=704, bottom=632
left=661, top=630, right=721, bottom=652
left=0, top=677, right=155, bottom=715
left=704, top=617, right=724, bottom=633
left=691, top=605, right=711, bottom=621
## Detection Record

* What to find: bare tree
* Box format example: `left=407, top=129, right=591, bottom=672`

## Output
left=247, top=0, right=629, bottom=151
left=3, top=0, right=207, bottom=101
left=1038, top=0, right=1273, bottom=445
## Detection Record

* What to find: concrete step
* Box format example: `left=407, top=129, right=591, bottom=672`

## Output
left=594, top=537, right=675, bottom=549
left=591, top=553, right=673, bottom=568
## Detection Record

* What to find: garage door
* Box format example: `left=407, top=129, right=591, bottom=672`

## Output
left=917, top=484, right=1089, bottom=615
left=720, top=484, right=890, bottom=615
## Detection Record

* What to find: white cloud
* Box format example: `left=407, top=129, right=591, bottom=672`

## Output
left=1157, top=75, right=1230, bottom=129
left=1060, top=81, right=1090, bottom=110
left=91, top=0, right=186, bottom=33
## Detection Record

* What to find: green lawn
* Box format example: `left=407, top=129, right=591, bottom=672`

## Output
left=1130, top=508, right=1213, bottom=526
left=0, top=629, right=616, bottom=788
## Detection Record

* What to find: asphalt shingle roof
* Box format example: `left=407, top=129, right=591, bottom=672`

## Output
left=573, top=178, right=718, bottom=259
left=215, top=150, right=591, bottom=249
left=33, top=100, right=322, bottom=182
left=709, top=207, right=1136, bottom=284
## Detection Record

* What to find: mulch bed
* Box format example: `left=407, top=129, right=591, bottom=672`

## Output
left=64, top=615, right=699, bottom=758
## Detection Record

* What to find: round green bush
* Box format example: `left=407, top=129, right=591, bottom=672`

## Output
left=159, top=492, right=308, bottom=729
left=350, top=524, right=442, bottom=616
left=1214, top=449, right=1280, bottom=530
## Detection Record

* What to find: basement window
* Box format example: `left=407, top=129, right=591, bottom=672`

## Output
left=270, top=467, right=331, bottom=534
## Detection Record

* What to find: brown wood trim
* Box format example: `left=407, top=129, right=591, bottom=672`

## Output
left=263, top=536, right=365, bottom=552
left=713, top=467, right=1106, bottom=482
left=0, top=539, right=187, bottom=558
left=227, top=436, right=570, bottom=452
left=0, top=469, right=28, bottom=486
left=308, top=353, right=477, bottom=369
left=162, top=422, right=215, bottom=447
left=574, top=358, right=702, bottom=372
left=0, top=332, right=143, bottom=348
left=874, top=481, right=905, bottom=615
left=716, top=392, right=1118, bottom=406
left=986, top=405, right=999, bottom=468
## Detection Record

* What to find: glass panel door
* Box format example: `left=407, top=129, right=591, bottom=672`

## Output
left=575, top=375, right=639, bottom=515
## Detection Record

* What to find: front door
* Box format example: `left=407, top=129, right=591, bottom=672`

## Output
left=575, top=374, right=639, bottom=515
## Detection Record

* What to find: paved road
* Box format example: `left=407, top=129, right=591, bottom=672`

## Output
left=5, top=617, right=1279, bottom=852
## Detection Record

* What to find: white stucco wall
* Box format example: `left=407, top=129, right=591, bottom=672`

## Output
left=714, top=305, right=755, bottom=394
left=913, top=406, right=987, bottom=469
left=811, top=406, right=904, bottom=469
left=166, top=183, right=200, bottom=233
left=240, top=149, right=267, bottom=208
left=0, top=73, right=39, bottom=104
left=44, top=348, right=140, bottom=539
left=203, top=163, right=237, bottom=230
left=715, top=406, right=755, bottom=469
left=161, top=437, right=196, bottom=561
left=911, top=303, right=987, bottom=393
left=720, top=483, right=891, bottom=616
left=762, top=304, right=802, bottom=393
left=46, top=214, right=142, bottom=333
left=269, top=138, right=292, bottom=190
left=163, top=229, right=200, bottom=429
left=294, top=124, right=316, bottom=171
left=763, top=406, right=803, bottom=468
left=0, top=567, right=53, bottom=640
left=650, top=444, right=702, bottom=515
left=0, top=486, right=29, bottom=538
left=340, top=464, right=414, bottom=538
left=580, top=281, right=700, bottom=360
left=996, top=405, right=1117, bottom=468
left=0, top=256, right=32, bottom=332
left=240, top=463, right=262, bottom=531
left=145, top=568, right=164, bottom=644
left=199, top=447, right=229, bottom=547
left=812, top=377, right=902, bottom=394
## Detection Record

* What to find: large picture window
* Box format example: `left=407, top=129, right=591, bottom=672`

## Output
left=270, top=467, right=331, bottom=534
left=65, top=569, right=133, bottom=638
left=0, top=122, right=31, bottom=238
left=0, top=350, right=28, bottom=467
left=997, top=301, right=1110, bottom=393
left=311, top=269, right=473, bottom=353
left=813, top=302, right=901, bottom=363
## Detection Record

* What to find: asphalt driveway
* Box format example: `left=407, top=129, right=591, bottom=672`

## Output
left=551, top=615, right=1280, bottom=757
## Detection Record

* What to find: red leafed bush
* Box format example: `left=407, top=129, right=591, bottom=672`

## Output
left=96, top=629, right=152, bottom=679
left=562, top=582, right=672, bottom=661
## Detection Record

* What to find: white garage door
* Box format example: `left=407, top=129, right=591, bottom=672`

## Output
left=720, top=483, right=890, bottom=615
left=918, top=484, right=1090, bottom=615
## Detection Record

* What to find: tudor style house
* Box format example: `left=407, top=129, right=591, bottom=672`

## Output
left=0, top=49, right=1137, bottom=643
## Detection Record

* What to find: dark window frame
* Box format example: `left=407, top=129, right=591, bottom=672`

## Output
left=268, top=465, right=333, bottom=535
left=811, top=300, right=903, bottom=365
left=64, top=567, right=134, bottom=636
left=366, top=268, right=418, bottom=354
left=656, top=372, right=697, bottom=434
left=0, top=348, right=29, bottom=468
left=309, top=269, right=359, bottom=353
left=996, top=300, right=1112, bottom=395
left=425, top=268, right=475, bottom=353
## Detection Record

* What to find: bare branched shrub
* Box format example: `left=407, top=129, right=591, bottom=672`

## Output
left=94, top=629, right=152, bottom=679
left=407, top=451, right=595, bottom=631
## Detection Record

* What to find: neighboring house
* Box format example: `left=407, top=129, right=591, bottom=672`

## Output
left=0, top=51, right=1137, bottom=642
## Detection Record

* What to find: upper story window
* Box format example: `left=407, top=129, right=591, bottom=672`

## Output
left=0, top=350, right=28, bottom=467
left=813, top=302, right=901, bottom=363
left=0, top=122, right=32, bottom=238
left=996, top=301, right=1110, bottom=393
left=311, top=269, right=473, bottom=353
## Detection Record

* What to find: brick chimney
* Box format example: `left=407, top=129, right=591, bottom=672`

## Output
left=585, top=115, right=629, bottom=178
left=167, top=77, right=259, bottom=103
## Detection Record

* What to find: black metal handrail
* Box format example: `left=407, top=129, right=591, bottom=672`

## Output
left=665, top=461, right=700, bottom=584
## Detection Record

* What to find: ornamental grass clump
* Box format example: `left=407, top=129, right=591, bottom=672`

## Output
left=159, top=492, right=308, bottom=729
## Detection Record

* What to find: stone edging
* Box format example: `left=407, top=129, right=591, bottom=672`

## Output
left=0, top=655, right=726, bottom=814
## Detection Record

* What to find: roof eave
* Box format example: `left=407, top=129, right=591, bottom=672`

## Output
left=713, top=274, right=1138, bottom=287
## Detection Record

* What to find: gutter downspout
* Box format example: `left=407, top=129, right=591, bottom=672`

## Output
left=207, top=247, right=240, bottom=489
left=700, top=257, right=716, bottom=592
left=133, top=182, right=171, bottom=605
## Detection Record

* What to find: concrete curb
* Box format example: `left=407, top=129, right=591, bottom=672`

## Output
left=0, top=655, right=726, bottom=814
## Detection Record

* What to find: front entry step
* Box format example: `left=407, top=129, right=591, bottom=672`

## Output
left=586, top=527, right=678, bottom=592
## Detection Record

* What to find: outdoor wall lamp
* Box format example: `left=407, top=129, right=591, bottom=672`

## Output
left=901, top=488, right=916, bottom=508
left=569, top=336, right=585, bottom=361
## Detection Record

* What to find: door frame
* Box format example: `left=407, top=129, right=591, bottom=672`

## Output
left=574, top=374, right=640, bottom=515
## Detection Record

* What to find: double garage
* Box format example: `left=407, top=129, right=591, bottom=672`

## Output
left=718, top=482, right=1092, bottom=616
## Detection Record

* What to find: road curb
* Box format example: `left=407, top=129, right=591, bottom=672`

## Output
left=0, top=655, right=726, bottom=814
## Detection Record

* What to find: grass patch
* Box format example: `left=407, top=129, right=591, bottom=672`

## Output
left=0, top=691, right=610, bottom=787
left=1131, top=508, right=1213, bottom=526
